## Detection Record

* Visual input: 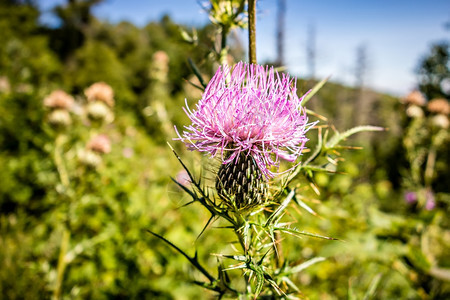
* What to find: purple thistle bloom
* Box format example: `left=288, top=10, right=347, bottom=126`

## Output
left=404, top=191, right=418, bottom=204
left=176, top=62, right=314, bottom=179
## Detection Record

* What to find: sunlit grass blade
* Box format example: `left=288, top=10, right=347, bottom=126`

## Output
left=274, top=227, right=338, bottom=240
left=301, top=76, right=330, bottom=105
left=326, top=125, right=385, bottom=148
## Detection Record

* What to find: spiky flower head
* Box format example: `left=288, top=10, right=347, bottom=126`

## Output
left=176, top=63, right=313, bottom=210
left=177, top=62, right=312, bottom=180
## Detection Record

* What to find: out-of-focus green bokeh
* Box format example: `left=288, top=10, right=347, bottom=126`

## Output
left=0, top=1, right=448, bottom=299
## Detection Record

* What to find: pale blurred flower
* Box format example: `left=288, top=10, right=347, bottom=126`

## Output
left=44, top=90, right=74, bottom=110
left=150, top=51, right=170, bottom=82
left=175, top=169, right=191, bottom=186
left=425, top=190, right=436, bottom=211
left=0, top=76, right=11, bottom=93
left=86, top=101, right=114, bottom=123
left=431, top=114, right=449, bottom=129
left=406, top=105, right=424, bottom=118
left=48, top=109, right=72, bottom=127
left=78, top=149, right=102, bottom=167
left=402, top=90, right=426, bottom=106
left=122, top=147, right=134, bottom=158
left=87, top=134, right=111, bottom=154
left=152, top=50, right=169, bottom=66
left=84, top=82, right=114, bottom=107
left=427, top=98, right=449, bottom=115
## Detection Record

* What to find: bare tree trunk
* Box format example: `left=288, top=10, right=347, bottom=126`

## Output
left=354, top=44, right=372, bottom=127
left=275, top=0, right=286, bottom=67
left=307, top=23, right=316, bottom=80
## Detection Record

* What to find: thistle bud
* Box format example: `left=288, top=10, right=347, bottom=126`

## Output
left=86, top=101, right=114, bottom=123
left=216, top=153, right=268, bottom=210
left=47, top=109, right=72, bottom=127
left=406, top=105, right=424, bottom=118
left=78, top=148, right=102, bottom=168
left=431, top=114, right=449, bottom=129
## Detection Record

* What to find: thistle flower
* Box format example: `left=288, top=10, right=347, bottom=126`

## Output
left=87, top=134, right=111, bottom=154
left=176, top=62, right=313, bottom=208
left=84, top=82, right=114, bottom=107
left=43, top=90, right=74, bottom=110
left=402, top=90, right=426, bottom=106
left=427, top=98, right=449, bottom=115
left=78, top=135, right=111, bottom=168
left=404, top=191, right=417, bottom=204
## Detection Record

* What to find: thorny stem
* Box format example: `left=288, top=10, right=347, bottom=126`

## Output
left=233, top=215, right=252, bottom=296
left=146, top=230, right=216, bottom=283
left=234, top=213, right=248, bottom=255
left=248, top=0, right=257, bottom=64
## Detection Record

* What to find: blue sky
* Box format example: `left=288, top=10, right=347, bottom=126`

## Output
left=39, top=0, right=450, bottom=96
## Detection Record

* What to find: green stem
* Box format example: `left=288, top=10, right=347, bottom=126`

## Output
left=234, top=213, right=248, bottom=255
left=53, top=229, right=70, bottom=300
left=52, top=134, right=71, bottom=299
left=248, top=0, right=257, bottom=64
left=234, top=219, right=251, bottom=296
left=424, top=128, right=446, bottom=187
left=424, top=146, right=436, bottom=187
left=54, top=135, right=70, bottom=187
left=219, top=25, right=229, bottom=66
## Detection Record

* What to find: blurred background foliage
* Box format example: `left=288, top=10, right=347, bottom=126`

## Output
left=0, top=0, right=449, bottom=299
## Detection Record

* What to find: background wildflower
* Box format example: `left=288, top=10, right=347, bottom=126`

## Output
left=427, top=98, right=449, bottom=115
left=43, top=90, right=74, bottom=110
left=402, top=90, right=426, bottom=106
left=87, top=134, right=112, bottom=154
left=404, top=191, right=418, bottom=204
left=84, top=82, right=115, bottom=107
